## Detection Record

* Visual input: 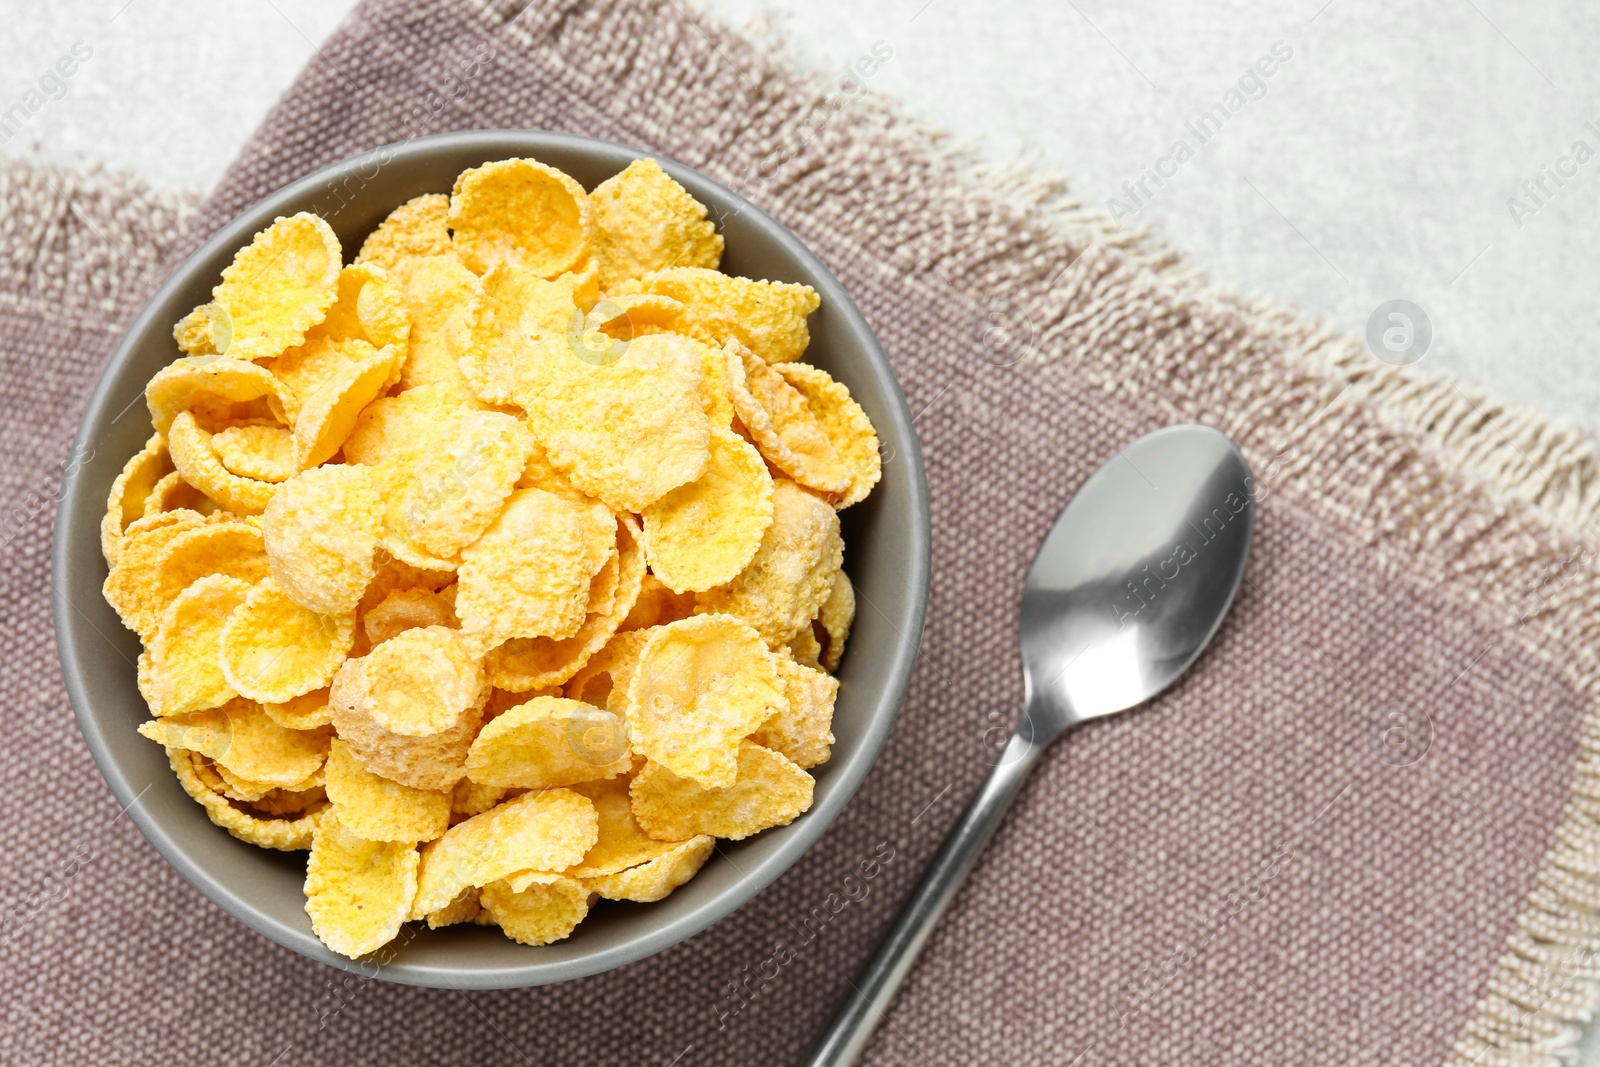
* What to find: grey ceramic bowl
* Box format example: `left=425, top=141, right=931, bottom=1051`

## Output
left=52, top=131, right=929, bottom=988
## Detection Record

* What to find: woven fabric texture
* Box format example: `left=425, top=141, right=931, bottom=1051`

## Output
left=5, top=1, right=1600, bottom=1064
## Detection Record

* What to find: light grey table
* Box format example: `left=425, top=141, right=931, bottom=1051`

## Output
left=6, top=0, right=1598, bottom=1056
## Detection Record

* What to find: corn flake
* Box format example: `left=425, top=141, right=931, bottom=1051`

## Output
left=696, top=480, right=842, bottom=649
left=457, top=487, right=593, bottom=642
left=566, top=776, right=701, bottom=880
left=586, top=836, right=715, bottom=903
left=523, top=332, right=711, bottom=513
left=267, top=336, right=378, bottom=413
left=263, top=464, right=382, bottom=615
left=206, top=213, right=341, bottom=361
left=774, top=361, right=881, bottom=507
left=478, top=875, right=590, bottom=946
left=483, top=512, right=644, bottom=691
left=449, top=158, right=594, bottom=278
left=749, top=655, right=837, bottom=769
left=388, top=411, right=532, bottom=565
left=102, top=510, right=213, bottom=638
left=725, top=340, right=849, bottom=496
left=466, top=696, right=631, bottom=789
left=173, top=302, right=231, bottom=359
left=817, top=567, right=855, bottom=672
left=270, top=259, right=407, bottom=398
left=214, top=702, right=329, bottom=788
left=643, top=426, right=773, bottom=593
left=397, top=254, right=480, bottom=396
left=324, top=738, right=451, bottom=843
left=149, top=519, right=270, bottom=631
left=211, top=423, right=296, bottom=483
left=376, top=491, right=457, bottom=573
left=220, top=577, right=355, bottom=704
left=169, top=747, right=328, bottom=850
left=642, top=267, right=819, bottom=364
left=342, top=381, right=470, bottom=468
left=314, top=262, right=409, bottom=351
left=102, top=432, right=173, bottom=566
left=590, top=158, right=724, bottom=291
left=691, top=335, right=737, bottom=430
left=411, top=788, right=598, bottom=916
left=304, top=815, right=419, bottom=958
left=147, top=358, right=289, bottom=436
left=356, top=193, right=452, bottom=273
left=458, top=261, right=589, bottom=406
left=625, top=614, right=786, bottom=788
left=631, top=742, right=813, bottom=841
left=293, top=344, right=400, bottom=469
left=140, top=698, right=328, bottom=787
left=215, top=763, right=283, bottom=803
left=168, top=411, right=279, bottom=515
left=145, top=574, right=253, bottom=717
left=328, top=626, right=486, bottom=791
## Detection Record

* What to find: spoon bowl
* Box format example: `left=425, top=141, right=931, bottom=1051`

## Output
left=1021, top=425, right=1254, bottom=736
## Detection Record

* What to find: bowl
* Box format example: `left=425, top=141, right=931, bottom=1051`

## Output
left=51, top=131, right=930, bottom=988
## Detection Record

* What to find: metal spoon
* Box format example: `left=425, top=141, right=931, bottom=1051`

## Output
left=804, top=423, right=1254, bottom=1066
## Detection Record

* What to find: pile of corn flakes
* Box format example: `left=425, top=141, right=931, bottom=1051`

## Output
left=101, top=157, right=880, bottom=958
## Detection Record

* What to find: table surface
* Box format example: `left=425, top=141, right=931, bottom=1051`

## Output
left=6, top=0, right=1599, bottom=1056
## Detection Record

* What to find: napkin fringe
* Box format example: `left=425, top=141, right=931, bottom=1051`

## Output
left=954, top=152, right=1600, bottom=540
left=0, top=158, right=198, bottom=325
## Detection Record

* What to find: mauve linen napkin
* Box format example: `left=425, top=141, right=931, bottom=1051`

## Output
left=6, top=1, right=1600, bottom=1063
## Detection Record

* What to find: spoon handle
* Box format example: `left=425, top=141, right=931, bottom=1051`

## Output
left=802, top=730, right=1046, bottom=1066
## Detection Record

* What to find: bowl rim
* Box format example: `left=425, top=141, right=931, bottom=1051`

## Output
left=51, top=129, right=930, bottom=988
